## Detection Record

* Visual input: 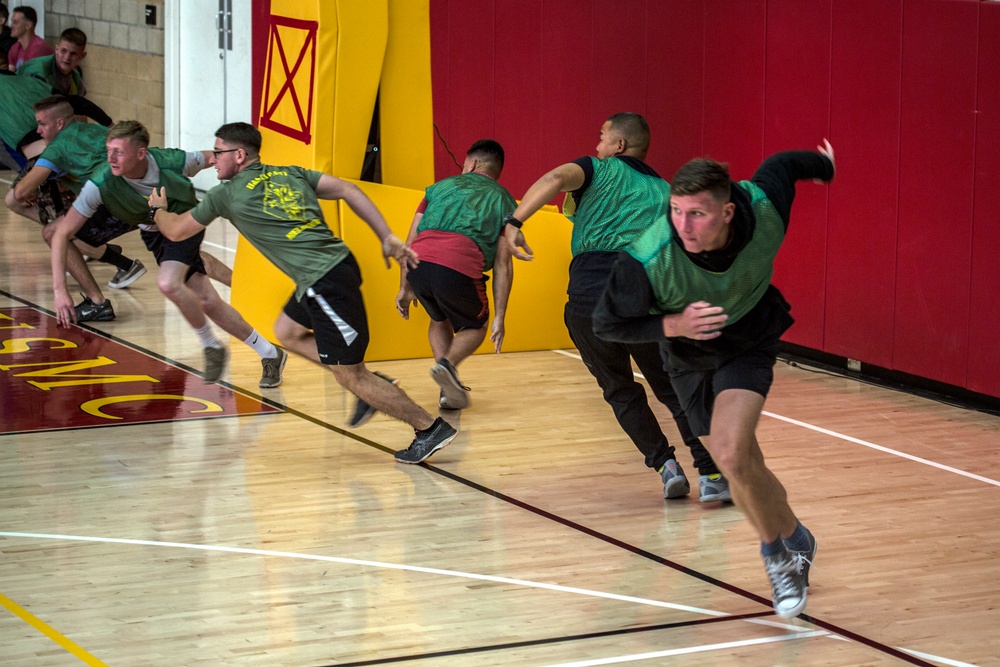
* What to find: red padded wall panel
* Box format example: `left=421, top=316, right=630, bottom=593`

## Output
left=430, top=0, right=497, bottom=181
left=643, top=1, right=705, bottom=177
left=588, top=1, right=648, bottom=124
left=538, top=1, right=597, bottom=184
left=894, top=0, right=978, bottom=386
left=765, top=0, right=832, bottom=350
left=824, top=0, right=902, bottom=367
left=968, top=4, right=1000, bottom=397
left=702, top=0, right=766, bottom=177
left=494, top=1, right=545, bottom=197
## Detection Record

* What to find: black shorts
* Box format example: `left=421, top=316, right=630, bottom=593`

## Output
left=668, top=338, right=779, bottom=437
left=405, top=261, right=489, bottom=331
left=74, top=206, right=136, bottom=247
left=140, top=228, right=206, bottom=281
left=281, top=254, right=370, bottom=365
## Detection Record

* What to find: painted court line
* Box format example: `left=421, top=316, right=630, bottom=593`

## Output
left=552, top=349, right=1000, bottom=488
left=0, top=531, right=728, bottom=617
left=538, top=631, right=830, bottom=666
left=0, top=591, right=108, bottom=666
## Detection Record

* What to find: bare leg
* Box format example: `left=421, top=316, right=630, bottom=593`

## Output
left=428, top=320, right=487, bottom=367
left=200, top=252, right=232, bottom=287
left=274, top=312, right=320, bottom=364
left=41, top=222, right=106, bottom=304
left=702, top=389, right=798, bottom=542
left=330, top=363, right=435, bottom=430
left=186, top=272, right=252, bottom=340
left=157, top=260, right=209, bottom=329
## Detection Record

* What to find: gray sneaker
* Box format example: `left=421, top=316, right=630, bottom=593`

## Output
left=659, top=459, right=691, bottom=499
left=259, top=348, right=288, bottom=388
left=394, top=417, right=458, bottom=464
left=108, top=259, right=147, bottom=289
left=699, top=474, right=733, bottom=503
left=791, top=532, right=818, bottom=587
left=203, top=346, right=228, bottom=383
left=430, top=358, right=470, bottom=409
left=763, top=551, right=809, bottom=618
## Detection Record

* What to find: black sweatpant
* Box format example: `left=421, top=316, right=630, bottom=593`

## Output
left=564, top=299, right=718, bottom=475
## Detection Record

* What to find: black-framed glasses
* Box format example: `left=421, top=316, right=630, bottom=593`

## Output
left=213, top=148, right=240, bottom=157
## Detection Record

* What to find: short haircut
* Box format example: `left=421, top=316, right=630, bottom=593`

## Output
left=106, top=120, right=150, bottom=148
left=215, top=122, right=261, bottom=156
left=467, top=138, right=505, bottom=176
left=606, top=112, right=650, bottom=153
left=59, top=27, right=87, bottom=48
left=33, top=95, right=74, bottom=119
left=12, top=6, right=36, bottom=26
left=671, top=158, right=732, bottom=202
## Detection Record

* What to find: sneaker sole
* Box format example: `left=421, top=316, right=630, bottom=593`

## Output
left=394, top=429, right=458, bottom=464
left=430, top=364, right=469, bottom=409
left=664, top=478, right=691, bottom=499
left=108, top=265, right=147, bottom=289
left=258, top=350, right=289, bottom=389
left=700, top=490, right=733, bottom=503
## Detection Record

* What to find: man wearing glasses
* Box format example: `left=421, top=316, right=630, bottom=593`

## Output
left=45, top=119, right=288, bottom=388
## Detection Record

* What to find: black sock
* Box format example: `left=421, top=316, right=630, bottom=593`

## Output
left=99, top=246, right=133, bottom=271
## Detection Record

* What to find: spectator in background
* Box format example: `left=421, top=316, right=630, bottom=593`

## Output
left=7, top=6, right=53, bottom=71
left=18, top=27, right=87, bottom=95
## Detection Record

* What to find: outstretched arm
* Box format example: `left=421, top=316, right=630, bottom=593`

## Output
left=751, top=140, right=836, bottom=227
left=489, top=237, right=514, bottom=352
left=502, top=162, right=587, bottom=261
left=315, top=173, right=417, bottom=269
left=11, top=163, right=53, bottom=203
left=148, top=187, right=205, bottom=241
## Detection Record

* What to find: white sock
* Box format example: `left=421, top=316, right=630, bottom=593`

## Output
left=194, top=323, right=222, bottom=348
left=244, top=329, right=278, bottom=359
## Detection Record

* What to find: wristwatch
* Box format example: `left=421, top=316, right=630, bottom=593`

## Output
left=503, top=213, right=523, bottom=229
left=148, top=205, right=164, bottom=224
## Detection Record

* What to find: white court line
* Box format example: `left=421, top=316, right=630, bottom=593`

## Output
left=538, top=631, right=830, bottom=667
left=0, top=531, right=727, bottom=617
left=552, top=349, right=1000, bottom=488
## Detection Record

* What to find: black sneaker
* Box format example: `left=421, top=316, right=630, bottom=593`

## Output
left=74, top=296, right=115, bottom=322
left=763, top=550, right=809, bottom=618
left=430, top=358, right=470, bottom=409
left=348, top=371, right=399, bottom=428
left=394, top=417, right=458, bottom=464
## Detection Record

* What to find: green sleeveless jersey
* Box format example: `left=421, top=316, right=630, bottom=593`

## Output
left=417, top=172, right=515, bottom=271
left=626, top=181, right=784, bottom=326
left=38, top=122, right=108, bottom=194
left=0, top=74, right=52, bottom=148
left=565, top=156, right=671, bottom=256
left=89, top=148, right=199, bottom=225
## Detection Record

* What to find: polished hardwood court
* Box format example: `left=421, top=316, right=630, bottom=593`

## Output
left=1, top=178, right=999, bottom=666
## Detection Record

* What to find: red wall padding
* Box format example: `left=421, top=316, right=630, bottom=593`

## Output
left=824, top=0, right=902, bottom=369
left=427, top=0, right=998, bottom=398
left=968, top=4, right=1000, bottom=397
left=893, top=0, right=978, bottom=387
left=765, top=0, right=832, bottom=351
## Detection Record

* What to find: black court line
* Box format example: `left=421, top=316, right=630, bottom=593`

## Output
left=0, top=290, right=938, bottom=666
left=320, top=611, right=776, bottom=667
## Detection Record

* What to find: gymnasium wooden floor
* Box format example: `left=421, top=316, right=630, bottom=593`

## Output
left=2, top=178, right=999, bottom=666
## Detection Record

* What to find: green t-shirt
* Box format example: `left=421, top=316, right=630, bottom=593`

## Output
left=0, top=74, right=52, bottom=148
left=565, top=156, right=671, bottom=256
left=417, top=172, right=515, bottom=271
left=18, top=56, right=85, bottom=95
left=38, top=122, right=108, bottom=194
left=190, top=162, right=350, bottom=299
left=626, top=181, right=785, bottom=327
